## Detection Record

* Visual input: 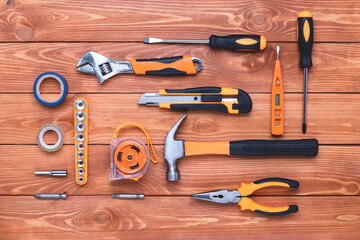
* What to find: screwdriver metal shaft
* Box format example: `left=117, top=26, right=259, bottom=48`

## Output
left=145, top=38, right=208, bottom=44
left=303, top=68, right=308, bottom=134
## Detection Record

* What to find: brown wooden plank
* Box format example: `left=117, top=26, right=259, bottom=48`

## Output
left=0, top=42, right=360, bottom=93
left=0, top=93, right=358, bottom=144
left=0, top=1, right=359, bottom=42
left=0, top=196, right=359, bottom=239
left=0, top=145, right=359, bottom=195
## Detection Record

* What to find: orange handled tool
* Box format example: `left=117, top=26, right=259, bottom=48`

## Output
left=130, top=55, right=201, bottom=75
left=145, top=34, right=267, bottom=51
left=191, top=178, right=299, bottom=216
left=271, top=46, right=284, bottom=135
left=297, top=11, right=314, bottom=133
left=76, top=51, right=203, bottom=84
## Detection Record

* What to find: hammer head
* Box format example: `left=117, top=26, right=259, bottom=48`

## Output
left=76, top=51, right=133, bottom=84
left=164, top=114, right=187, bottom=181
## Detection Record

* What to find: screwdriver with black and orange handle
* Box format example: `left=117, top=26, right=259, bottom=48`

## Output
left=144, top=34, right=267, bottom=51
left=297, top=11, right=314, bottom=134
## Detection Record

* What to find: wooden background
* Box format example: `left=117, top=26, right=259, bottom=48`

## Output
left=0, top=0, right=360, bottom=239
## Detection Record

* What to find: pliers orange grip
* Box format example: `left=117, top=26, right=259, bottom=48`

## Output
left=191, top=178, right=299, bottom=216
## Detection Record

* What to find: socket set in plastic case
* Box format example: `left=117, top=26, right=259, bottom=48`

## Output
left=74, top=98, right=88, bottom=185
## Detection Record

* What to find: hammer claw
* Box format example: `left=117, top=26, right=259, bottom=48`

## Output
left=164, top=114, right=188, bottom=181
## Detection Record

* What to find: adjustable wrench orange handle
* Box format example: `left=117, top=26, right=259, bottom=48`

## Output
left=130, top=55, right=200, bottom=75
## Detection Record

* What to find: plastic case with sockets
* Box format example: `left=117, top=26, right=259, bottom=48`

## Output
left=74, top=98, right=88, bottom=185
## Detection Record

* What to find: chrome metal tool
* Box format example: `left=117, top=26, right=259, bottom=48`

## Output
left=112, top=194, right=144, bottom=199
left=76, top=51, right=203, bottom=84
left=34, top=170, right=67, bottom=177
left=34, top=193, right=67, bottom=199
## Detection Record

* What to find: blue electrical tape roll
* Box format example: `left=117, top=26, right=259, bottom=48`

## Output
left=33, top=72, right=68, bottom=106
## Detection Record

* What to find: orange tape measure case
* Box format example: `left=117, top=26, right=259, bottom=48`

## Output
left=109, top=123, right=158, bottom=181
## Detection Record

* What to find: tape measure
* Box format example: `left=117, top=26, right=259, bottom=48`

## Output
left=109, top=123, right=158, bottom=181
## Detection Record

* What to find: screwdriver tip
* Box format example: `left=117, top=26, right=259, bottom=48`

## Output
left=302, top=123, right=306, bottom=134
left=144, top=38, right=163, bottom=44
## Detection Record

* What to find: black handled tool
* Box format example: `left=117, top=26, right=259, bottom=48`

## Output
left=144, top=34, right=267, bottom=51
left=192, top=178, right=299, bottom=216
left=164, top=115, right=319, bottom=181
left=138, top=87, right=252, bottom=114
left=229, top=139, right=318, bottom=156
left=297, top=11, right=314, bottom=133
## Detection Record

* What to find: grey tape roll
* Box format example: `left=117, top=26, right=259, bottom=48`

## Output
left=36, top=124, right=64, bottom=152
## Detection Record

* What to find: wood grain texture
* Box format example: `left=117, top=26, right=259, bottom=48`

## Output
left=0, top=196, right=359, bottom=240
left=1, top=42, right=360, bottom=93
left=0, top=145, right=359, bottom=196
left=0, top=93, right=359, bottom=144
left=0, top=0, right=359, bottom=239
left=0, top=0, right=359, bottom=42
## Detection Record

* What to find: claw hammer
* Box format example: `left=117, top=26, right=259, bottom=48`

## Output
left=164, top=115, right=319, bottom=181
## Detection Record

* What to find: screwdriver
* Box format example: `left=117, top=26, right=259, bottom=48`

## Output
left=297, top=11, right=314, bottom=134
left=144, top=34, right=267, bottom=51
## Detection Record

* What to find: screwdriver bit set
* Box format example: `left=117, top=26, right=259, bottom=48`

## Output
left=30, top=10, right=316, bottom=215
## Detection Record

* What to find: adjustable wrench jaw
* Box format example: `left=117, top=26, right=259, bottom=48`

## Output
left=76, top=51, right=134, bottom=84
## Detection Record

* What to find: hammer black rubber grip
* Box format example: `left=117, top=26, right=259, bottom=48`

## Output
left=229, top=139, right=318, bottom=156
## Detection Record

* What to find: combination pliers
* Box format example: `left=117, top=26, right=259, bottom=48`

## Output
left=191, top=178, right=299, bottom=216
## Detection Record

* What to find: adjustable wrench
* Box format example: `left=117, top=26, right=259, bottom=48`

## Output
left=76, top=51, right=203, bottom=84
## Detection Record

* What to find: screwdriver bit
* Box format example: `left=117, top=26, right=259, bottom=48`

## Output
left=34, top=170, right=67, bottom=177
left=112, top=194, right=144, bottom=199
left=34, top=193, right=67, bottom=199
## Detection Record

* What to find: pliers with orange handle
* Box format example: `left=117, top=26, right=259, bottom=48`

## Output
left=191, top=178, right=299, bottom=216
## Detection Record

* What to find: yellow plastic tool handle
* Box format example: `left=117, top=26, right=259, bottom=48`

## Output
left=238, top=178, right=299, bottom=196
left=271, top=54, right=284, bottom=136
left=237, top=178, right=299, bottom=216
left=238, top=197, right=298, bottom=216
left=130, top=55, right=197, bottom=75
left=157, top=87, right=252, bottom=114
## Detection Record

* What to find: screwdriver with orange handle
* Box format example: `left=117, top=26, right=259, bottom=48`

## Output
left=297, top=11, right=314, bottom=134
left=271, top=46, right=284, bottom=136
left=144, top=34, right=267, bottom=51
